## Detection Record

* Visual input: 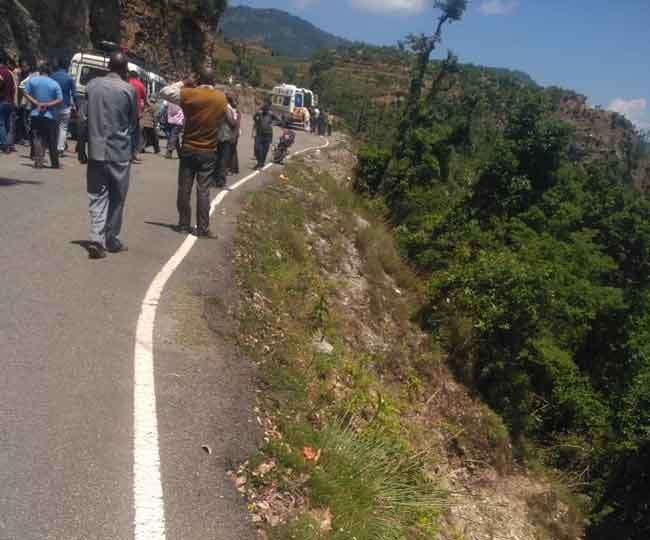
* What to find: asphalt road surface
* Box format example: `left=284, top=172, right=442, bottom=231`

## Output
left=0, top=117, right=324, bottom=540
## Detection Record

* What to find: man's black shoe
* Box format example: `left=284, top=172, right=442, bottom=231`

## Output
left=194, top=229, right=218, bottom=239
left=107, top=240, right=128, bottom=253
left=88, top=243, right=107, bottom=260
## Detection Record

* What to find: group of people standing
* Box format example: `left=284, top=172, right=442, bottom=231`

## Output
left=309, top=107, right=332, bottom=136
left=81, top=52, right=280, bottom=259
left=0, top=55, right=77, bottom=168
left=129, top=76, right=242, bottom=188
left=4, top=50, right=305, bottom=260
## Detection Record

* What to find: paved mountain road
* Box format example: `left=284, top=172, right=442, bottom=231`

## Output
left=0, top=118, right=323, bottom=540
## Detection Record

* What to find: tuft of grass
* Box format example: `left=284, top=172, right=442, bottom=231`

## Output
left=268, top=515, right=325, bottom=540
left=309, top=424, right=446, bottom=540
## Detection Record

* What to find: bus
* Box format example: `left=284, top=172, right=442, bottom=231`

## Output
left=270, top=83, right=319, bottom=130
left=69, top=50, right=167, bottom=99
left=68, top=42, right=167, bottom=137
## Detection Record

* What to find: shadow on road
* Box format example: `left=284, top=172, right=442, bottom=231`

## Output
left=70, top=240, right=97, bottom=257
left=144, top=221, right=178, bottom=231
left=0, top=177, right=44, bottom=187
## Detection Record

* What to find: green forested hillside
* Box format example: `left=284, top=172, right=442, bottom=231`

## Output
left=348, top=43, right=649, bottom=540
left=302, top=11, right=650, bottom=540
left=221, top=3, right=650, bottom=537
left=220, top=6, right=353, bottom=58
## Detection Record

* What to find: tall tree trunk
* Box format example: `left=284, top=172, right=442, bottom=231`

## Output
left=405, top=13, right=449, bottom=129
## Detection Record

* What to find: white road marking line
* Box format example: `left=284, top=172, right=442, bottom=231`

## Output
left=132, top=137, right=329, bottom=540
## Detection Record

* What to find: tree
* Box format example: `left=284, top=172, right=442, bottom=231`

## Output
left=309, top=49, right=336, bottom=96
left=281, top=64, right=298, bottom=83
left=404, top=0, right=468, bottom=128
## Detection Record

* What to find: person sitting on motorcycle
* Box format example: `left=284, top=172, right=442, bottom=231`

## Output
left=279, top=128, right=295, bottom=149
left=273, top=128, right=296, bottom=164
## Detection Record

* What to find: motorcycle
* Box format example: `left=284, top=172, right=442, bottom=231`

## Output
left=273, top=129, right=296, bottom=164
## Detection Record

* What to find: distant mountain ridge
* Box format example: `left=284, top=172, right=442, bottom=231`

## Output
left=220, top=5, right=353, bottom=58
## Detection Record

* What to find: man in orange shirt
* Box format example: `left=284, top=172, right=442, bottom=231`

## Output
left=128, top=71, right=146, bottom=164
left=160, top=68, right=228, bottom=238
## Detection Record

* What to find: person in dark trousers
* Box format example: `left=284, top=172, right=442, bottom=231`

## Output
left=83, top=52, right=137, bottom=259
left=14, top=60, right=31, bottom=146
left=128, top=71, right=146, bottom=164
left=50, top=59, right=77, bottom=157
left=318, top=110, right=328, bottom=136
left=0, top=54, right=16, bottom=153
left=214, top=94, right=238, bottom=187
left=23, top=62, right=63, bottom=168
left=19, top=64, right=42, bottom=160
left=228, top=95, right=241, bottom=175
left=165, top=101, right=184, bottom=159
left=141, top=100, right=160, bottom=154
left=160, top=68, right=227, bottom=238
left=5, top=58, right=20, bottom=152
left=253, top=101, right=278, bottom=169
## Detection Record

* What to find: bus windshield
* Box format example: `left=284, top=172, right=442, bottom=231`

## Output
left=295, top=94, right=303, bottom=108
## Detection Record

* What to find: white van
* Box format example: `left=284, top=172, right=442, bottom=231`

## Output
left=68, top=46, right=167, bottom=138
left=271, top=83, right=319, bottom=130
left=69, top=51, right=163, bottom=99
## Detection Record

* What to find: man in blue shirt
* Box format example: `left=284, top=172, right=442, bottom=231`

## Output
left=23, top=62, right=63, bottom=169
left=50, top=59, right=77, bottom=157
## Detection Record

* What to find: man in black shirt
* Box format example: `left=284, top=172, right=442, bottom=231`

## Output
left=252, top=101, right=279, bottom=169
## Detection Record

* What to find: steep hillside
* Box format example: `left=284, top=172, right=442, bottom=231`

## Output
left=234, top=142, right=585, bottom=540
left=220, top=6, right=353, bottom=58
left=0, top=0, right=227, bottom=75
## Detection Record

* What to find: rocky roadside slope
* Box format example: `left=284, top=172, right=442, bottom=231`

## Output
left=230, top=138, right=585, bottom=540
left=0, top=0, right=226, bottom=74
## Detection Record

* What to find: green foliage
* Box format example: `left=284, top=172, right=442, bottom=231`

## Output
left=355, top=145, right=391, bottom=194
left=588, top=438, right=650, bottom=540
left=281, top=63, right=298, bottom=83
left=352, top=34, right=650, bottom=536
left=434, top=0, right=469, bottom=21
left=309, top=425, right=445, bottom=540
left=231, top=43, right=262, bottom=86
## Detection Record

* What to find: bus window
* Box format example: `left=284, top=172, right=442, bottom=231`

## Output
left=80, top=66, right=109, bottom=85
left=283, top=96, right=291, bottom=107
left=295, top=94, right=303, bottom=108
left=304, top=93, right=313, bottom=108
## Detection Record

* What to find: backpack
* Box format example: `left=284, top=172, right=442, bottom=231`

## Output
left=255, top=111, right=274, bottom=138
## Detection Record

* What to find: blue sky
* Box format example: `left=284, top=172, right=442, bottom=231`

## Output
left=233, top=0, right=650, bottom=129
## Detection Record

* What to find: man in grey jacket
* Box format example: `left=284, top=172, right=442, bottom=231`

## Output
left=83, top=52, right=137, bottom=259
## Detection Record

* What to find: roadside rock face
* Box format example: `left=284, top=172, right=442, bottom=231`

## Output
left=0, top=0, right=226, bottom=75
